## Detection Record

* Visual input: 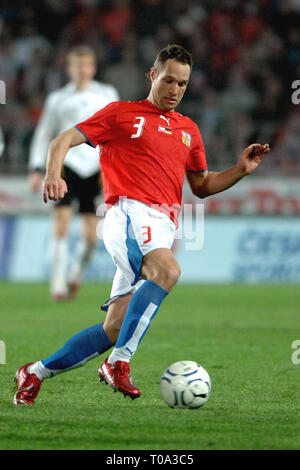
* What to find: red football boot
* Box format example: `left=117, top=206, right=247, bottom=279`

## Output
left=13, top=363, right=42, bottom=405
left=98, top=357, right=115, bottom=386
left=52, top=293, right=69, bottom=301
left=67, top=280, right=81, bottom=299
left=98, top=358, right=141, bottom=400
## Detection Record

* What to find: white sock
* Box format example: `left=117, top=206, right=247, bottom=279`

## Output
left=107, top=352, right=130, bottom=365
left=68, top=240, right=96, bottom=284
left=50, top=237, right=68, bottom=295
left=28, top=361, right=53, bottom=380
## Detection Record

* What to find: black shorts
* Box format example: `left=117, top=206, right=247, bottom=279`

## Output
left=55, top=166, right=102, bottom=214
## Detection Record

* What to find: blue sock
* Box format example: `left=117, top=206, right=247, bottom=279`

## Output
left=108, top=280, right=168, bottom=363
left=40, top=322, right=113, bottom=377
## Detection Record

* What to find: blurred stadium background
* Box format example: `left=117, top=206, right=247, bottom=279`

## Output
left=1, top=0, right=300, bottom=284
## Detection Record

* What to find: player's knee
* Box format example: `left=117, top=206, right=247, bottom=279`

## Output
left=85, top=234, right=97, bottom=246
left=166, top=264, right=181, bottom=289
left=54, top=209, right=71, bottom=238
left=149, top=264, right=181, bottom=291
left=81, top=214, right=98, bottom=245
left=55, top=227, right=69, bottom=239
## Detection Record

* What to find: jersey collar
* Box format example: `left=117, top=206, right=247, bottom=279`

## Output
left=144, top=99, right=175, bottom=117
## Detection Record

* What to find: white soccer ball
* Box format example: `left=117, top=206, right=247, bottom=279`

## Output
left=160, top=360, right=211, bottom=409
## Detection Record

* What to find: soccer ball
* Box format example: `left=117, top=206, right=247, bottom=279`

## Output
left=160, top=360, right=211, bottom=409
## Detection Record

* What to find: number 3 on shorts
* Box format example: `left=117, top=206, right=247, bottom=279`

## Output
left=131, top=116, right=145, bottom=139
left=142, top=225, right=152, bottom=244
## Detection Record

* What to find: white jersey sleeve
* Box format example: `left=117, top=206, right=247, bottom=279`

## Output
left=28, top=92, right=59, bottom=171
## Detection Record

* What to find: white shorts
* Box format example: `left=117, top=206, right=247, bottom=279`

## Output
left=101, top=198, right=176, bottom=311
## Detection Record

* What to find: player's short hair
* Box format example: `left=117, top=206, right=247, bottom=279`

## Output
left=66, top=46, right=97, bottom=64
left=153, top=44, right=193, bottom=72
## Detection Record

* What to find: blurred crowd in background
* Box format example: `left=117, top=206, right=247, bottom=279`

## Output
left=0, top=0, right=300, bottom=176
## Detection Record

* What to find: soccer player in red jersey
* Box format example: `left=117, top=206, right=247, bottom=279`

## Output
left=14, top=45, right=269, bottom=404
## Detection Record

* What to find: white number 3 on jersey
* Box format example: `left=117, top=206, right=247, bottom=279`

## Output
left=131, top=116, right=145, bottom=139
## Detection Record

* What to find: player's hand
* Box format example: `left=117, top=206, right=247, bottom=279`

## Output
left=43, top=174, right=68, bottom=203
left=29, top=171, right=43, bottom=193
left=237, top=143, right=270, bottom=175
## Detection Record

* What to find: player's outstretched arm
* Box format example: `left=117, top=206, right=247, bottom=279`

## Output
left=43, top=128, right=87, bottom=203
left=187, top=143, right=270, bottom=199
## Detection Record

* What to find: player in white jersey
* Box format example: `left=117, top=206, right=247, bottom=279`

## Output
left=28, top=46, right=119, bottom=300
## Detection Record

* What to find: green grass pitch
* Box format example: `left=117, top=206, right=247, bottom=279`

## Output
left=0, top=282, right=299, bottom=450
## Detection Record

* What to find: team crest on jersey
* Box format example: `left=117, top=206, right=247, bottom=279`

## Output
left=158, top=125, right=172, bottom=135
left=181, top=131, right=191, bottom=147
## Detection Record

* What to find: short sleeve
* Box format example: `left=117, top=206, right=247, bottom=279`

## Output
left=186, top=124, right=207, bottom=173
left=75, top=101, right=119, bottom=148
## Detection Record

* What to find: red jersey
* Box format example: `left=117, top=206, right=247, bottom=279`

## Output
left=75, top=99, right=207, bottom=225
